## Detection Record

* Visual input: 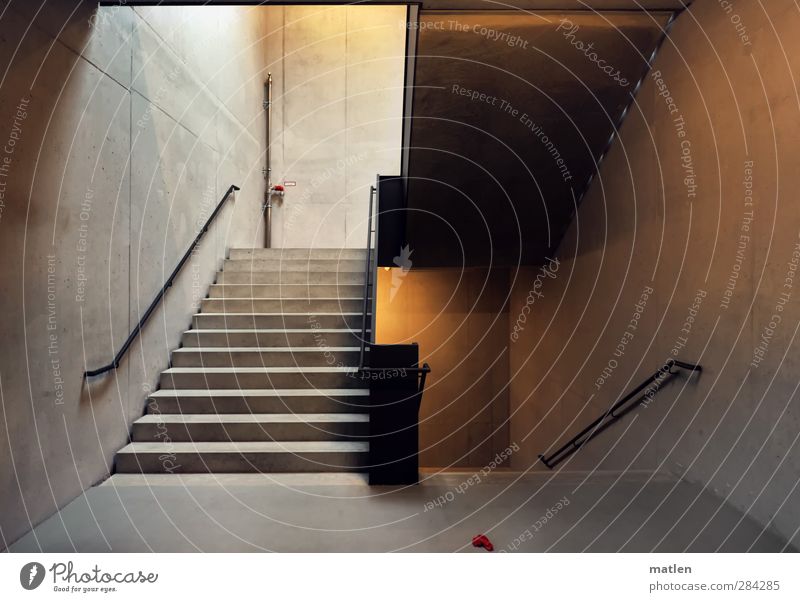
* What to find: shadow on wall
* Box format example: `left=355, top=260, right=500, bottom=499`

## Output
left=0, top=1, right=270, bottom=550
left=376, top=266, right=512, bottom=468
left=0, top=1, right=133, bottom=551
left=508, top=0, right=800, bottom=549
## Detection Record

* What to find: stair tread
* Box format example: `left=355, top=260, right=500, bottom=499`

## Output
left=173, top=347, right=360, bottom=352
left=134, top=413, right=369, bottom=424
left=211, top=283, right=365, bottom=287
left=184, top=328, right=362, bottom=334
left=119, top=441, right=369, bottom=453
left=217, top=273, right=364, bottom=279
left=203, top=297, right=364, bottom=300
left=162, top=367, right=358, bottom=373
left=195, top=313, right=365, bottom=316
left=229, top=247, right=366, bottom=251
left=184, top=328, right=370, bottom=334
left=149, top=388, right=369, bottom=397
left=102, top=473, right=369, bottom=486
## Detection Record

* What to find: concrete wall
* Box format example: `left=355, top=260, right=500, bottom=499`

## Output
left=0, top=1, right=272, bottom=548
left=376, top=268, right=511, bottom=467
left=267, top=5, right=407, bottom=249
left=508, top=0, right=800, bottom=547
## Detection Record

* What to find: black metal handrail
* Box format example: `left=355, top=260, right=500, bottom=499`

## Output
left=358, top=364, right=432, bottom=394
left=356, top=179, right=430, bottom=393
left=538, top=358, right=702, bottom=469
left=358, top=184, right=376, bottom=371
left=84, top=184, right=240, bottom=378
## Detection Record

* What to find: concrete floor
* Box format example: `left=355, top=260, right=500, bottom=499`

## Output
left=7, top=470, right=794, bottom=553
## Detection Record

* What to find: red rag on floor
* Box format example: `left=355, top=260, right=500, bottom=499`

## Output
left=472, top=534, right=494, bottom=551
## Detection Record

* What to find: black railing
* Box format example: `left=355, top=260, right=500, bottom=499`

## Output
left=84, top=184, right=240, bottom=378
left=358, top=185, right=376, bottom=371
left=538, top=358, right=702, bottom=469
left=356, top=179, right=430, bottom=392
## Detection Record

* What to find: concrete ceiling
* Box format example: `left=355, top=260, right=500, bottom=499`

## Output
left=405, top=10, right=672, bottom=267
left=110, top=1, right=681, bottom=267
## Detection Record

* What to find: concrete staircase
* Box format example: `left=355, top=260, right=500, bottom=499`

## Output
left=115, top=248, right=371, bottom=474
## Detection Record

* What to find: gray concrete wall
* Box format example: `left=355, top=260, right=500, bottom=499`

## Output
left=0, top=2, right=272, bottom=548
left=377, top=268, right=511, bottom=467
left=267, top=5, right=407, bottom=249
left=508, top=0, right=800, bottom=547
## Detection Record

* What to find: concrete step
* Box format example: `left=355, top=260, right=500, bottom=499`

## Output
left=101, top=473, right=370, bottom=487
left=192, top=313, right=366, bottom=329
left=201, top=298, right=364, bottom=313
left=115, top=441, right=369, bottom=473
left=208, top=284, right=365, bottom=298
left=229, top=248, right=367, bottom=261
left=131, top=413, right=369, bottom=442
left=147, top=389, right=370, bottom=414
left=159, top=367, right=362, bottom=390
left=171, top=347, right=362, bottom=367
left=181, top=328, right=366, bottom=348
left=216, top=271, right=365, bottom=284
left=223, top=259, right=364, bottom=273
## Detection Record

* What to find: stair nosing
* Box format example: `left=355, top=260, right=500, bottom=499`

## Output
left=210, top=283, right=364, bottom=286
left=119, top=441, right=369, bottom=452
left=201, top=297, right=364, bottom=301
left=194, top=312, right=365, bottom=316
left=173, top=346, right=361, bottom=352
left=162, top=367, right=359, bottom=373
left=134, top=413, right=369, bottom=424
left=148, top=388, right=370, bottom=397
left=184, top=329, right=367, bottom=333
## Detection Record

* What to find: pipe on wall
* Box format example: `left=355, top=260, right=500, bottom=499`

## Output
left=264, top=73, right=272, bottom=248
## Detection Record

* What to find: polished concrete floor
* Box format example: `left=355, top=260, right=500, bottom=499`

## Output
left=7, top=470, right=794, bottom=553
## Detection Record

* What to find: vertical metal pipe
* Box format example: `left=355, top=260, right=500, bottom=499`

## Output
left=265, top=202, right=272, bottom=249
left=264, top=73, right=273, bottom=248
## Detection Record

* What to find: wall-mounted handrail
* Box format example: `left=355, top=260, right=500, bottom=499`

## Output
left=84, top=184, right=241, bottom=378
left=538, top=358, right=702, bottom=469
